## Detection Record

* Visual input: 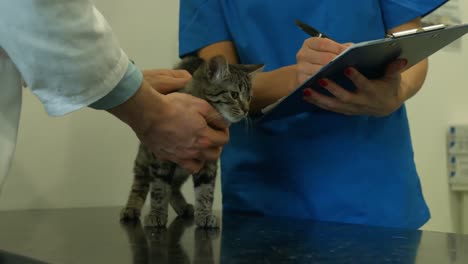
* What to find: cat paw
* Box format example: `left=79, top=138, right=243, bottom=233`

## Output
left=144, top=213, right=168, bottom=228
left=178, top=204, right=194, bottom=218
left=195, top=214, right=219, bottom=229
left=120, top=207, right=141, bottom=222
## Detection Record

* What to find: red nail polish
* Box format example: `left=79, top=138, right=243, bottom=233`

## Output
left=400, top=58, right=408, bottom=67
left=344, top=68, right=352, bottom=76
left=303, top=89, right=312, bottom=97
left=318, top=79, right=328, bottom=87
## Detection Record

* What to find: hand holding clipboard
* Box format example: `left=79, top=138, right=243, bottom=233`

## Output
left=295, top=19, right=413, bottom=117
left=259, top=21, right=468, bottom=123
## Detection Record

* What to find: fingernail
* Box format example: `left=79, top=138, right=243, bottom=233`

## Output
left=318, top=79, right=328, bottom=87
left=303, top=89, right=312, bottom=97
left=400, top=58, right=408, bottom=67
left=344, top=68, right=352, bottom=76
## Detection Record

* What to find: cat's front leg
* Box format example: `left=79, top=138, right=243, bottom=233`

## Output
left=145, top=178, right=171, bottom=228
left=193, top=161, right=219, bottom=228
left=170, top=167, right=194, bottom=218
left=145, top=160, right=177, bottom=228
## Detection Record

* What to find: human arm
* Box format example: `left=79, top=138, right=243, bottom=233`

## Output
left=300, top=18, right=429, bottom=116
left=198, top=41, right=299, bottom=113
left=107, top=79, right=229, bottom=173
left=195, top=19, right=425, bottom=116
left=180, top=1, right=444, bottom=116
left=179, top=0, right=299, bottom=114
left=0, top=1, right=229, bottom=173
left=195, top=20, right=424, bottom=116
left=387, top=19, right=428, bottom=101
left=0, top=0, right=131, bottom=115
left=142, top=69, right=192, bottom=94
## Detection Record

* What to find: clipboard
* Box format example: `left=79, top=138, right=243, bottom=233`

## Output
left=258, top=23, right=468, bottom=123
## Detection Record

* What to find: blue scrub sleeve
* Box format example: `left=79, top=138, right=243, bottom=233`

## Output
left=380, top=0, right=448, bottom=30
left=179, top=0, right=231, bottom=57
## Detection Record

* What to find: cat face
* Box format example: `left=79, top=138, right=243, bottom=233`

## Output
left=195, top=56, right=264, bottom=123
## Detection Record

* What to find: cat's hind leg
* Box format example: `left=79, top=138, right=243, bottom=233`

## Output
left=120, top=145, right=152, bottom=222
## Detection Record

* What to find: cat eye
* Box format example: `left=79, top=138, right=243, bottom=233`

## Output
left=230, top=91, right=239, bottom=99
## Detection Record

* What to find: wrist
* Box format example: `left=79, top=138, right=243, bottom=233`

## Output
left=288, top=64, right=299, bottom=92
left=250, top=65, right=298, bottom=113
left=397, top=59, right=428, bottom=103
left=89, top=61, right=143, bottom=110
left=107, top=80, right=169, bottom=135
left=397, top=78, right=414, bottom=104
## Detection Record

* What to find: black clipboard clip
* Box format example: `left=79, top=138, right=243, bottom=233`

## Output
left=386, top=24, right=446, bottom=38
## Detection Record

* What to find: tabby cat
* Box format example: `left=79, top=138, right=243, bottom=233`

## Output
left=120, top=55, right=263, bottom=228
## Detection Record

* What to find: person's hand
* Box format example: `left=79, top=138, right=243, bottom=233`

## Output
left=296, top=37, right=349, bottom=85
left=302, top=58, right=408, bottom=117
left=145, top=91, right=230, bottom=172
left=143, top=69, right=192, bottom=94
left=107, top=80, right=229, bottom=173
left=296, top=37, right=408, bottom=117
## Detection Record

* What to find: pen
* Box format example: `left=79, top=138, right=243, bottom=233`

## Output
left=295, top=19, right=331, bottom=39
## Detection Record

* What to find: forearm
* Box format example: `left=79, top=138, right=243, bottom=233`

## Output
left=399, top=58, right=428, bottom=102
left=90, top=62, right=143, bottom=110
left=107, top=80, right=167, bottom=135
left=249, top=65, right=297, bottom=113
left=199, top=41, right=298, bottom=113
left=388, top=18, right=428, bottom=102
left=0, top=1, right=129, bottom=116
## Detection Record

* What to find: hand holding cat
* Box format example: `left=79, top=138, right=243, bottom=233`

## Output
left=141, top=68, right=229, bottom=171
left=149, top=91, right=229, bottom=173
left=108, top=80, right=229, bottom=174
left=297, top=37, right=408, bottom=117
left=143, top=69, right=192, bottom=94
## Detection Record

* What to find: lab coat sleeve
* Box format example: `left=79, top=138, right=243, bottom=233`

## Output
left=0, top=0, right=142, bottom=116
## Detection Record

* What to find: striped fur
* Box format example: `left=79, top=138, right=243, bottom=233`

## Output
left=120, top=55, right=263, bottom=228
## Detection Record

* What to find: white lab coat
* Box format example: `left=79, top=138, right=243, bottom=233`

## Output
left=0, top=1, right=130, bottom=192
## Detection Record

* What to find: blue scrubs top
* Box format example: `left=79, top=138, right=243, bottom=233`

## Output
left=179, top=0, right=446, bottom=229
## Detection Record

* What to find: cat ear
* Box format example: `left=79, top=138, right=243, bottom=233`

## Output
left=207, top=55, right=230, bottom=83
left=238, top=64, right=265, bottom=76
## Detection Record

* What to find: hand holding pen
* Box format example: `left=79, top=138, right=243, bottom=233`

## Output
left=294, top=19, right=408, bottom=117
left=294, top=19, right=350, bottom=85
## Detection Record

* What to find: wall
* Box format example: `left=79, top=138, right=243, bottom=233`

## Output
left=0, top=0, right=467, bottom=234
left=406, top=1, right=468, bottom=233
